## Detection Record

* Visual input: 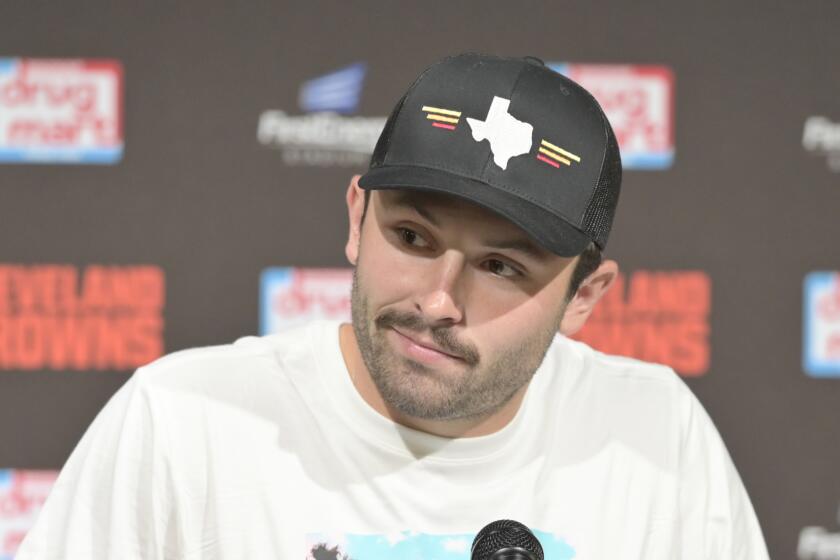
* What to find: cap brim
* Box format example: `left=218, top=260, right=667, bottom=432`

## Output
left=358, top=165, right=590, bottom=257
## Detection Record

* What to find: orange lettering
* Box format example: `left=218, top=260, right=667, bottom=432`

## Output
left=130, top=266, right=165, bottom=310
left=0, top=316, right=10, bottom=368
left=93, top=314, right=123, bottom=369
left=13, top=314, right=45, bottom=369
left=679, top=272, right=711, bottom=315
left=671, top=318, right=710, bottom=376
left=574, top=270, right=712, bottom=376
left=44, top=315, right=97, bottom=369
left=126, top=313, right=164, bottom=367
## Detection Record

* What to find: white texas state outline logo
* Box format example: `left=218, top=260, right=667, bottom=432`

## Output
left=466, top=96, right=534, bottom=169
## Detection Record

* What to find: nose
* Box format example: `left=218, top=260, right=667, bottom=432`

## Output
left=414, top=250, right=466, bottom=325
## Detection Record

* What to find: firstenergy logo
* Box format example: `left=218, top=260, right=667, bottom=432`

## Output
left=257, top=62, right=386, bottom=167
left=798, top=503, right=840, bottom=559
left=803, top=116, right=840, bottom=173
left=573, top=270, right=711, bottom=376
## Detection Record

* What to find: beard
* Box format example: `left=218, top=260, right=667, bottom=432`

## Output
left=350, top=267, right=566, bottom=422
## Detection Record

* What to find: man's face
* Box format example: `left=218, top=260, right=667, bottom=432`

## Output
left=349, top=188, right=578, bottom=423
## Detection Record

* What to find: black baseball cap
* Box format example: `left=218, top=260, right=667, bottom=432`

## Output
left=358, top=53, right=622, bottom=257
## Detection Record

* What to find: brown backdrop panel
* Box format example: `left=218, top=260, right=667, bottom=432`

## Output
left=2, top=2, right=840, bottom=557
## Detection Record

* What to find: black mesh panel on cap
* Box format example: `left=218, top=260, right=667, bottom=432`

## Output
left=369, top=55, right=455, bottom=168
left=369, top=91, right=407, bottom=168
left=581, top=117, right=622, bottom=250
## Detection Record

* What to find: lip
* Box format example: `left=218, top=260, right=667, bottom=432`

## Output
left=389, top=327, right=463, bottom=364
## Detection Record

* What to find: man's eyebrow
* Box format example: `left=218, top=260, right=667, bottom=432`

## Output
left=383, top=191, right=553, bottom=262
left=481, top=237, right=552, bottom=262
left=384, top=192, right=441, bottom=227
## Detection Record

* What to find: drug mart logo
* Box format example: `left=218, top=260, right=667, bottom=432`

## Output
left=257, top=62, right=387, bottom=167
left=0, top=58, right=123, bottom=164
left=260, top=267, right=352, bottom=334
left=573, top=270, right=711, bottom=376
left=798, top=502, right=840, bottom=559
left=0, top=469, right=58, bottom=559
left=803, top=116, right=840, bottom=173
left=550, top=63, right=674, bottom=170
left=803, top=272, right=840, bottom=377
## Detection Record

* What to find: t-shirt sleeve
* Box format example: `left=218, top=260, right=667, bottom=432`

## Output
left=15, top=368, right=181, bottom=560
left=676, top=386, right=770, bottom=559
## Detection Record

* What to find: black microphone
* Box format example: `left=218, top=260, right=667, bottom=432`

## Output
left=470, top=519, right=545, bottom=560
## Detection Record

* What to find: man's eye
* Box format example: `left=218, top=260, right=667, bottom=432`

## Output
left=485, top=259, right=521, bottom=278
left=398, top=227, right=429, bottom=248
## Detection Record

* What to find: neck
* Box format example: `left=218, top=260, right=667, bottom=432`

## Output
left=338, top=322, right=528, bottom=438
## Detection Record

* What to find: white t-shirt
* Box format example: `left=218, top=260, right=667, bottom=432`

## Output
left=17, top=320, right=769, bottom=559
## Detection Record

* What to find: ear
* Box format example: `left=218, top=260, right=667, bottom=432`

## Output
left=559, top=259, right=619, bottom=336
left=345, top=174, right=365, bottom=266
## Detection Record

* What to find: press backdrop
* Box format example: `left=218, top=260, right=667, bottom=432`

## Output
left=1, top=2, right=840, bottom=558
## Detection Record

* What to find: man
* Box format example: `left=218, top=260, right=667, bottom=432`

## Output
left=17, top=53, right=769, bottom=559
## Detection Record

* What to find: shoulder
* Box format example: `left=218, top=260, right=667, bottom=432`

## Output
left=131, top=320, right=330, bottom=395
left=552, top=335, right=691, bottom=397
left=543, top=336, right=708, bottom=469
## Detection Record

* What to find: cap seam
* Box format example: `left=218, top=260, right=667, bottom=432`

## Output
left=477, top=61, right=531, bottom=183
left=381, top=56, right=458, bottom=167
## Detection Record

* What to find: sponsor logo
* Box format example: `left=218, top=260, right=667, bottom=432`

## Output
left=573, top=270, right=711, bottom=376
left=550, top=63, right=675, bottom=170
left=798, top=502, right=840, bottom=559
left=0, top=264, right=164, bottom=371
left=260, top=268, right=352, bottom=334
left=0, top=469, right=58, bottom=559
left=257, top=62, right=387, bottom=167
left=298, top=62, right=366, bottom=114
left=803, top=116, right=840, bottom=172
left=0, top=58, right=123, bottom=164
left=803, top=271, right=840, bottom=377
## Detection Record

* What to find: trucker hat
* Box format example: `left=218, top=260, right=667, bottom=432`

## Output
left=358, top=53, right=622, bottom=257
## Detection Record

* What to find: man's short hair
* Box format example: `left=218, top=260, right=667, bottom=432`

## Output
left=359, top=190, right=601, bottom=302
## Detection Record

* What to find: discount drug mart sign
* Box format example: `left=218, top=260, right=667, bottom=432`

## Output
left=0, top=58, right=123, bottom=164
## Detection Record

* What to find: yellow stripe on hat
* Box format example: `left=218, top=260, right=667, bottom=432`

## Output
left=426, top=114, right=459, bottom=124
left=538, top=147, right=572, bottom=166
left=422, top=106, right=462, bottom=117
left=541, top=140, right=581, bottom=162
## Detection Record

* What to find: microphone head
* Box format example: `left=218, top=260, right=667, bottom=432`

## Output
left=471, top=519, right=544, bottom=560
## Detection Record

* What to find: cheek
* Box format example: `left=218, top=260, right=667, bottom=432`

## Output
left=356, top=234, right=421, bottom=306
left=468, top=294, right=563, bottom=351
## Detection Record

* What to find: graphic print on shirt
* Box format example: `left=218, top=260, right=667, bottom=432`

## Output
left=305, top=529, right=575, bottom=559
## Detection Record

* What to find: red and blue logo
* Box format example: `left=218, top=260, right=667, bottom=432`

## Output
left=550, top=63, right=675, bottom=170
left=0, top=469, right=59, bottom=559
left=803, top=272, right=840, bottom=377
left=0, top=58, right=123, bottom=164
left=260, top=267, right=352, bottom=335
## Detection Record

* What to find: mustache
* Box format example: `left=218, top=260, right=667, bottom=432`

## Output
left=375, top=309, right=480, bottom=365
